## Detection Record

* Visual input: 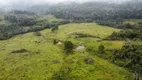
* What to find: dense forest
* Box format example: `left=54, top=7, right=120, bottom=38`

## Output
left=30, top=1, right=142, bottom=22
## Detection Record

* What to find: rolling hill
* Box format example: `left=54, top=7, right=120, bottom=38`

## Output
left=0, top=23, right=132, bottom=80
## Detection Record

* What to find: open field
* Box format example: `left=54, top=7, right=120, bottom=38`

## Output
left=41, top=23, right=120, bottom=39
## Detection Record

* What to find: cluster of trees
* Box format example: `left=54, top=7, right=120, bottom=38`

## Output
left=0, top=23, right=46, bottom=40
left=0, top=11, right=71, bottom=40
left=95, top=19, right=122, bottom=27
left=4, top=15, right=37, bottom=26
left=115, top=23, right=136, bottom=29
left=112, top=44, right=142, bottom=80
left=0, top=23, right=57, bottom=40
left=4, top=15, right=18, bottom=23
left=96, top=20, right=136, bottom=29
left=0, top=24, right=22, bottom=39
left=87, top=43, right=142, bottom=79
left=11, top=10, right=35, bottom=15
left=86, top=42, right=142, bottom=79
left=108, top=30, right=142, bottom=40
left=72, top=32, right=100, bottom=38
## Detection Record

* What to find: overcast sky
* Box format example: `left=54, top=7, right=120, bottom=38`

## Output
left=0, top=0, right=132, bottom=6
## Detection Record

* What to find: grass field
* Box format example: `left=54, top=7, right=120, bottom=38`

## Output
left=0, top=23, right=132, bottom=80
left=41, top=23, right=120, bottom=39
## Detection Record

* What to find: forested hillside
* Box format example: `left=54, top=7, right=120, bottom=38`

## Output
left=0, top=0, right=142, bottom=80
left=30, top=1, right=142, bottom=21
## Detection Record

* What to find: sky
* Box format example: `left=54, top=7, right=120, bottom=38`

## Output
left=0, top=0, right=131, bottom=6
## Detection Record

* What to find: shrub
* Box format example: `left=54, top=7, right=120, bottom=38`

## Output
left=11, top=48, right=28, bottom=53
left=53, top=39, right=58, bottom=45
left=98, top=44, right=105, bottom=53
left=138, top=22, right=142, bottom=25
left=84, top=57, right=94, bottom=64
left=115, top=23, right=135, bottom=29
left=51, top=71, right=69, bottom=80
left=51, top=26, right=59, bottom=32
left=64, top=41, right=74, bottom=53
left=34, top=31, right=41, bottom=36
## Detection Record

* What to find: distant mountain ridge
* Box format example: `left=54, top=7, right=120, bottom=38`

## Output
left=0, top=0, right=142, bottom=11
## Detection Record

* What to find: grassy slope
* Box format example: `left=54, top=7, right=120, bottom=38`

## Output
left=0, top=23, right=132, bottom=80
left=42, top=23, right=123, bottom=50
left=54, top=23, right=120, bottom=39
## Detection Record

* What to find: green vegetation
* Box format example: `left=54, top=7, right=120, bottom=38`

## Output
left=112, top=44, right=142, bottom=72
left=51, top=26, right=59, bottom=32
left=34, top=31, right=42, bottom=36
left=124, top=19, right=142, bottom=25
left=107, top=19, right=142, bottom=41
left=54, top=23, right=120, bottom=39
left=31, top=1, right=142, bottom=29
left=112, top=44, right=142, bottom=80
left=1, top=1, right=142, bottom=79
left=108, top=30, right=141, bottom=40
left=64, top=41, right=74, bottom=53
left=0, top=12, right=70, bottom=40
left=0, top=23, right=132, bottom=80
left=98, top=44, right=105, bottom=53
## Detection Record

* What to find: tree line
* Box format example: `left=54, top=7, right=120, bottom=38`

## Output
left=0, top=13, right=70, bottom=40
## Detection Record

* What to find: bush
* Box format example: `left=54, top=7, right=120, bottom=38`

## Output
left=95, top=19, right=122, bottom=27
left=34, top=31, right=41, bottom=36
left=72, top=32, right=100, bottom=38
left=59, top=20, right=70, bottom=25
left=115, top=23, right=135, bottom=29
left=84, top=57, right=94, bottom=64
left=98, top=44, right=105, bottom=53
left=64, top=41, right=74, bottom=53
left=51, top=70, right=69, bottom=80
left=0, top=18, right=2, bottom=21
left=18, top=17, right=37, bottom=26
left=53, top=39, right=58, bottom=45
left=138, top=22, right=142, bottom=25
left=11, top=48, right=28, bottom=53
left=51, top=26, right=59, bottom=32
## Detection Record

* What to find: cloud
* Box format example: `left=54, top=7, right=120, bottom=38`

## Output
left=0, top=0, right=134, bottom=11
left=0, top=0, right=131, bottom=6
